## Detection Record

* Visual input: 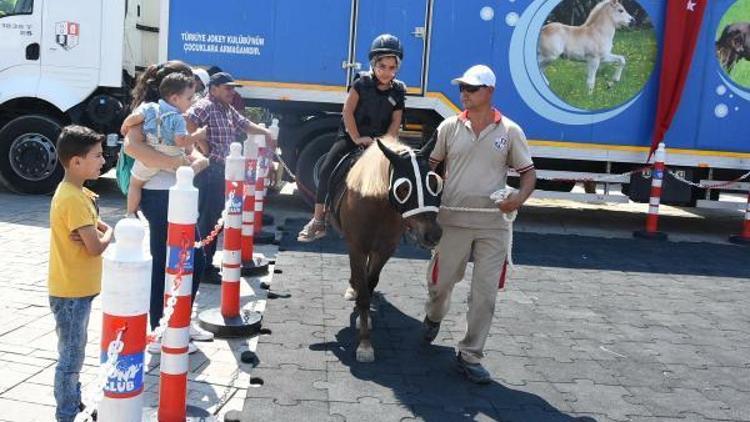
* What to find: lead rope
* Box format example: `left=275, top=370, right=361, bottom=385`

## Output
left=439, top=187, right=518, bottom=268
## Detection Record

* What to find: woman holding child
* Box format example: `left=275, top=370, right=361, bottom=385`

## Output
left=122, top=60, right=213, bottom=353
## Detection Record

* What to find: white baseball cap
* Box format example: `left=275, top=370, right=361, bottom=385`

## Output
left=451, top=64, right=496, bottom=87
left=192, top=68, right=210, bottom=89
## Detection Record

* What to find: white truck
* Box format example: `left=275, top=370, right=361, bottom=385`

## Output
left=0, top=0, right=155, bottom=193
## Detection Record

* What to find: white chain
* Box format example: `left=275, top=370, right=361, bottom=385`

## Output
left=667, top=169, right=750, bottom=189
left=541, top=166, right=651, bottom=184
left=149, top=234, right=191, bottom=344
left=194, top=189, right=235, bottom=249
left=75, top=329, right=125, bottom=422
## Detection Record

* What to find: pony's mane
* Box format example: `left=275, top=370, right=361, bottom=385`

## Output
left=583, top=0, right=614, bottom=26
left=345, top=138, right=410, bottom=198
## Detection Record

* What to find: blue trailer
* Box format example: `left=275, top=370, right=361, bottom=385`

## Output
left=162, top=0, right=750, bottom=206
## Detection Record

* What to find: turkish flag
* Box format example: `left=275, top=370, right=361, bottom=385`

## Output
left=650, top=0, right=707, bottom=159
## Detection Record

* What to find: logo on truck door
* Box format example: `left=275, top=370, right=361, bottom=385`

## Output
left=55, top=21, right=79, bottom=50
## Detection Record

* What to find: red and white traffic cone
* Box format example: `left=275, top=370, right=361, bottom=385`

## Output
left=151, top=167, right=211, bottom=421
left=729, top=190, right=750, bottom=245
left=634, top=143, right=668, bottom=240
left=241, top=136, right=269, bottom=276
left=199, top=143, right=262, bottom=338
left=98, top=219, right=150, bottom=422
left=222, top=142, right=244, bottom=318
left=254, top=128, right=276, bottom=245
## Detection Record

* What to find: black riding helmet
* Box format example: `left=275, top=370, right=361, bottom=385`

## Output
left=368, top=34, right=404, bottom=61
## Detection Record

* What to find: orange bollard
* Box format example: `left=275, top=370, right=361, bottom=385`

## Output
left=149, top=167, right=211, bottom=421
left=634, top=143, right=668, bottom=240
left=241, top=137, right=269, bottom=276
left=198, top=143, right=261, bottom=338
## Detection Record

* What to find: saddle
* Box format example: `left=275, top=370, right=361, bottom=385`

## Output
left=326, top=148, right=364, bottom=229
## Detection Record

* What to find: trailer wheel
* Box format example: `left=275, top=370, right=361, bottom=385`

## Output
left=295, top=131, right=337, bottom=207
left=0, top=115, right=64, bottom=194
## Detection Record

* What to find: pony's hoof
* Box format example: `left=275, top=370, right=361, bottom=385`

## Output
left=356, top=344, right=375, bottom=363
left=344, top=287, right=357, bottom=301
left=355, top=316, right=373, bottom=330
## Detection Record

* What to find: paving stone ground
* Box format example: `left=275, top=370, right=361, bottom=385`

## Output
left=238, top=218, right=750, bottom=422
left=1, top=177, right=749, bottom=422
left=0, top=178, right=279, bottom=421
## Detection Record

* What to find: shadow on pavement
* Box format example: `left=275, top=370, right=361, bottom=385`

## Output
left=309, top=293, right=595, bottom=421
left=280, top=218, right=750, bottom=279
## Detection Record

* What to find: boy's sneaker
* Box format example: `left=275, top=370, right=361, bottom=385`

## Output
left=190, top=323, right=214, bottom=341
left=147, top=341, right=161, bottom=354
left=422, top=316, right=441, bottom=344
left=78, top=403, right=98, bottom=421
left=147, top=340, right=199, bottom=354
left=456, top=352, right=492, bottom=384
left=297, top=218, right=326, bottom=242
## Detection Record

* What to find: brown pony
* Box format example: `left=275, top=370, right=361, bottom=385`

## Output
left=328, top=137, right=443, bottom=362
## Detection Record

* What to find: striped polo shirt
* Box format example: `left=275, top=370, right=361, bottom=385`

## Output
left=429, top=109, right=534, bottom=229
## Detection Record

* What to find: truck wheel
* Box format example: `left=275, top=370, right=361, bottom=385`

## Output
left=295, top=131, right=337, bottom=207
left=0, top=115, right=64, bottom=194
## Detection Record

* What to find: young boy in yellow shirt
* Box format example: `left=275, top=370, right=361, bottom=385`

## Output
left=48, top=125, right=113, bottom=422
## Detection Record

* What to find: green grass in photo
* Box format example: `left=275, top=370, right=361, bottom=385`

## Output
left=541, top=28, right=657, bottom=110
left=717, top=0, right=750, bottom=32
left=716, top=0, right=750, bottom=88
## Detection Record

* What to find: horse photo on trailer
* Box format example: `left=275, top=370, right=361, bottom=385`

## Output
left=537, top=0, right=657, bottom=110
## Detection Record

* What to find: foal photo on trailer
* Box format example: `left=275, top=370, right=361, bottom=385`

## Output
left=537, top=0, right=657, bottom=110
left=326, top=137, right=443, bottom=363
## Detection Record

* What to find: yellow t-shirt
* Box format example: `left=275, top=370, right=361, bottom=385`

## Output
left=48, top=181, right=102, bottom=297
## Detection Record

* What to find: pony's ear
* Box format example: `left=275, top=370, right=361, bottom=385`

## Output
left=376, top=138, right=401, bottom=163
left=418, top=132, right=437, bottom=158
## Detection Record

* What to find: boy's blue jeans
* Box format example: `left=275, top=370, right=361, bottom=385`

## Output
left=49, top=295, right=94, bottom=422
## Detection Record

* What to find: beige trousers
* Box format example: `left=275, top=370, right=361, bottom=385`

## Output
left=425, top=225, right=509, bottom=364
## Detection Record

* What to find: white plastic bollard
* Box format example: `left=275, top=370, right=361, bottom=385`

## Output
left=222, top=143, right=245, bottom=317
left=241, top=138, right=258, bottom=263
left=159, top=166, right=200, bottom=422
left=253, top=132, right=267, bottom=235
left=99, top=219, right=151, bottom=422
left=198, top=142, right=261, bottom=338
left=269, top=118, right=280, bottom=143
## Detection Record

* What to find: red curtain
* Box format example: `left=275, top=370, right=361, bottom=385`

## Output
left=650, top=0, right=707, bottom=159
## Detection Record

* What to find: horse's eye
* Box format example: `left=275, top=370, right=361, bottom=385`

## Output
left=393, top=178, right=412, bottom=204
left=426, top=171, right=443, bottom=196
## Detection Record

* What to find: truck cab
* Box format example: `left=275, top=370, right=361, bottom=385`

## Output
left=0, top=0, right=129, bottom=193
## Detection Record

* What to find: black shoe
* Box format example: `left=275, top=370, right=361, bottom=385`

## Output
left=202, top=268, right=222, bottom=285
left=422, top=316, right=441, bottom=344
left=456, top=352, right=491, bottom=384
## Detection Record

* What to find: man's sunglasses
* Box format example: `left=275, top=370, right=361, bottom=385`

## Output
left=459, top=84, right=485, bottom=93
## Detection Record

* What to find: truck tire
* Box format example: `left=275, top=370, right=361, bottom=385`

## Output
left=0, top=115, right=64, bottom=194
left=295, top=131, right=337, bottom=207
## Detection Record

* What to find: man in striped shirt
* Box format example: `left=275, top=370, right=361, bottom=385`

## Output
left=423, top=65, right=536, bottom=384
left=187, top=72, right=275, bottom=280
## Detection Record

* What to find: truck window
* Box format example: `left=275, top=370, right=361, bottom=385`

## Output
left=0, top=0, right=32, bottom=18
